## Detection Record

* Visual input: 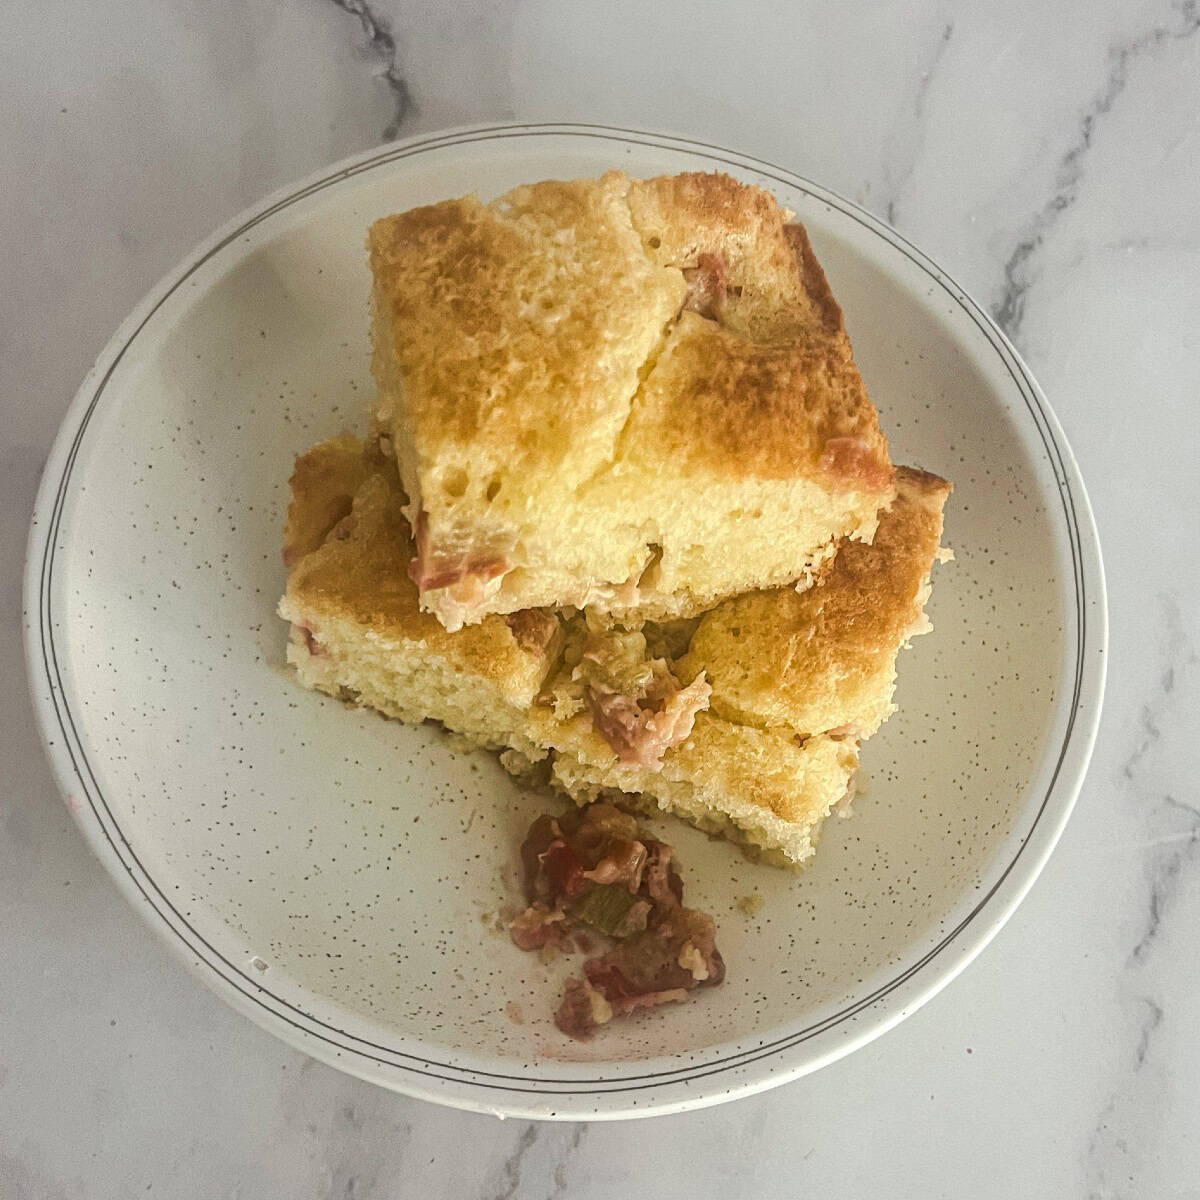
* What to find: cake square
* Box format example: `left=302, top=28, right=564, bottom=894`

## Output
left=367, top=171, right=894, bottom=630
left=279, top=439, right=949, bottom=865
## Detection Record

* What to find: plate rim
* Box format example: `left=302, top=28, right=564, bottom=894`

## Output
left=23, top=120, right=1108, bottom=1119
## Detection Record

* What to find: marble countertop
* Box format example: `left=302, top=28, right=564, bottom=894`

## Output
left=3, top=1, right=1198, bottom=1195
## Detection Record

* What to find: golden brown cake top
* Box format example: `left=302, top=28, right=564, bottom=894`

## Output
left=368, top=171, right=885, bottom=475
left=678, top=467, right=952, bottom=737
left=282, top=433, right=382, bottom=567
left=368, top=171, right=684, bottom=467
left=367, top=170, right=894, bottom=629
left=282, top=439, right=560, bottom=695
left=626, top=176, right=845, bottom=342
left=618, top=311, right=890, bottom=484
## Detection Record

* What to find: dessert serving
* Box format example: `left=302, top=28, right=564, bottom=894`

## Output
left=279, top=439, right=949, bottom=869
left=29, top=121, right=1102, bottom=1112
left=277, top=170, right=952, bottom=1035
left=367, top=171, right=894, bottom=631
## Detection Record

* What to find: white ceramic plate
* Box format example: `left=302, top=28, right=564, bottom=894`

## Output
left=25, top=123, right=1106, bottom=1120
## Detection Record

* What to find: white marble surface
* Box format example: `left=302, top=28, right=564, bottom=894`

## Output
left=2, top=0, right=1198, bottom=1194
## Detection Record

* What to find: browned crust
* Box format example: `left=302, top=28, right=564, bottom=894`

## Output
left=628, top=314, right=892, bottom=484
left=616, top=185, right=891, bottom=487
left=627, top=170, right=793, bottom=253
left=282, top=433, right=382, bottom=566
left=626, top=173, right=849, bottom=343
left=678, top=467, right=952, bottom=732
left=366, top=170, right=896, bottom=619
left=368, top=172, right=888, bottom=480
left=814, top=467, right=953, bottom=626
left=782, top=223, right=845, bottom=343
left=282, top=439, right=556, bottom=685
left=626, top=171, right=802, bottom=284
left=367, top=172, right=683, bottom=451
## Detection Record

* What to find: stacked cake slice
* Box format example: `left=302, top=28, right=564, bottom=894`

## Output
left=278, top=171, right=951, bottom=867
left=366, top=171, right=894, bottom=630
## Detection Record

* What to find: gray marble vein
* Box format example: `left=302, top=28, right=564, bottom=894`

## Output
left=1128, top=795, right=1200, bottom=966
left=1122, top=598, right=1196, bottom=786
left=478, top=1120, right=591, bottom=1200
left=1078, top=588, right=1199, bottom=1197
left=1083, top=995, right=1166, bottom=1200
left=487, top=1123, right=540, bottom=1200
left=993, top=0, right=1200, bottom=339
left=881, top=18, right=955, bottom=228
left=329, top=0, right=415, bottom=140
left=546, top=1123, right=587, bottom=1198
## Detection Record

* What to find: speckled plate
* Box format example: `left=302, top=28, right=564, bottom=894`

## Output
left=24, top=123, right=1106, bottom=1120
